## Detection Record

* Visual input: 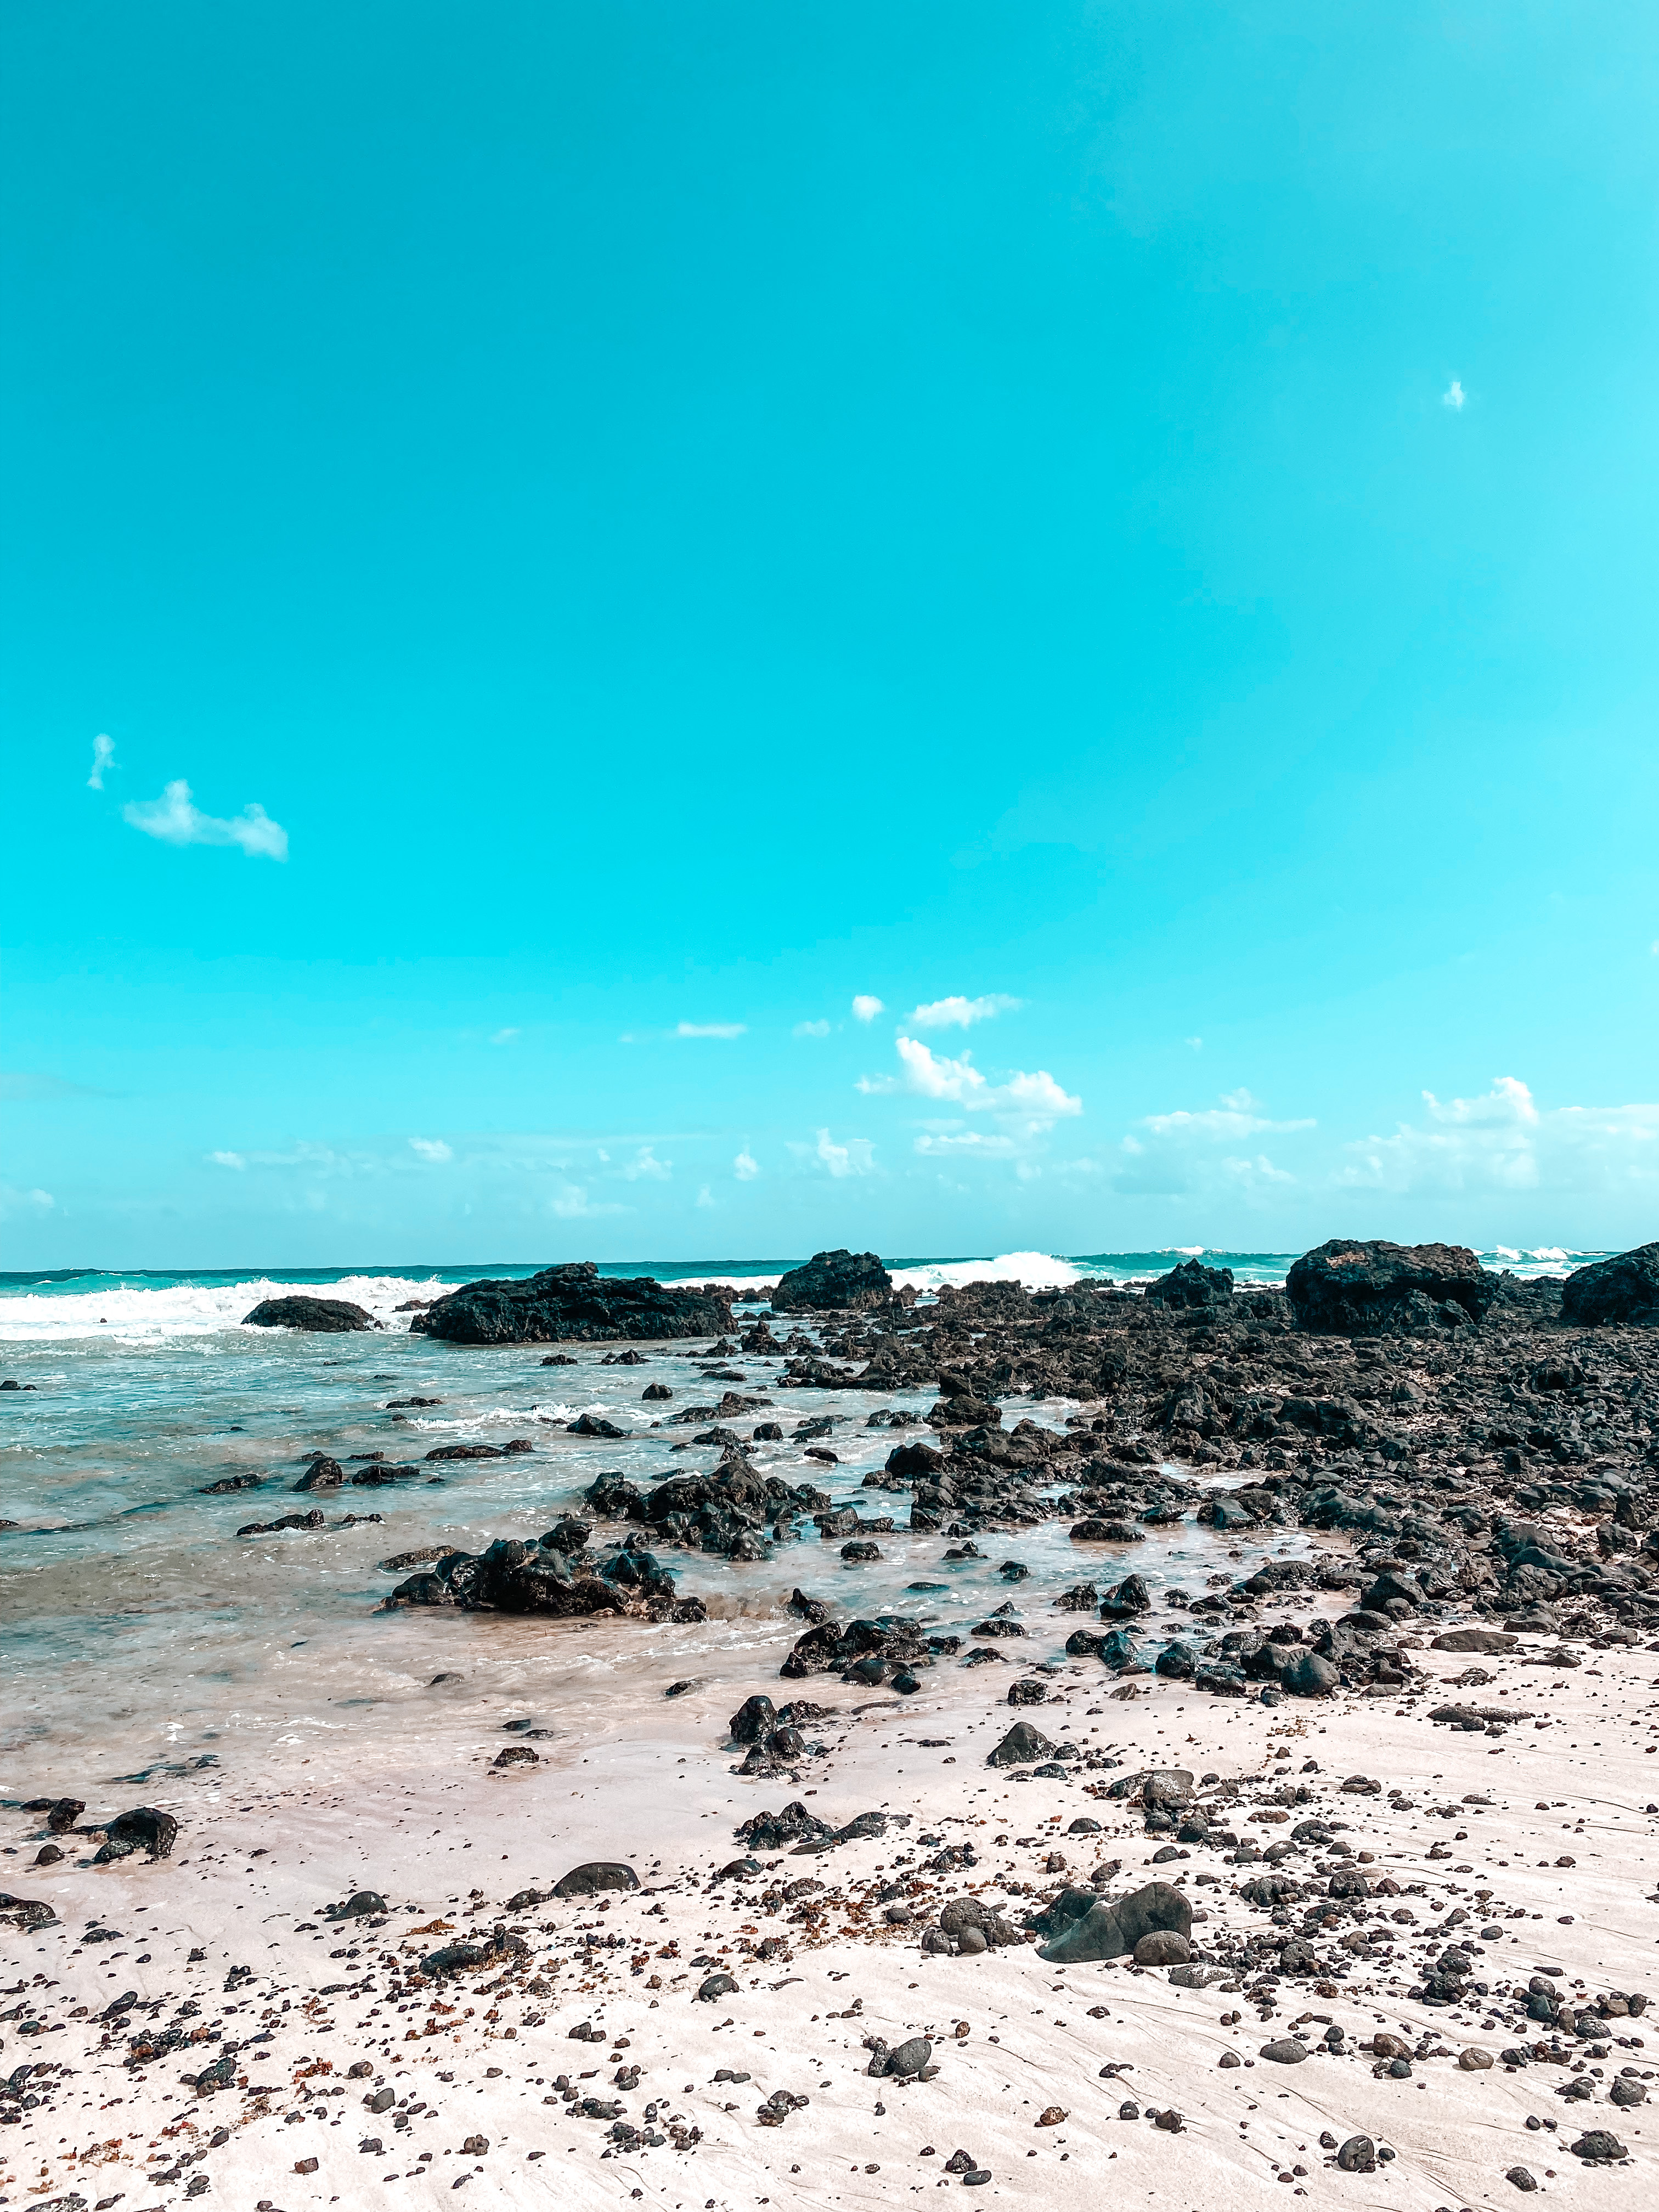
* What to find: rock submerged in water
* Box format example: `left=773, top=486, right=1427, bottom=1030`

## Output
left=413, top=1261, right=732, bottom=1345
left=1286, top=1239, right=1498, bottom=1334
left=770, top=1249, right=893, bottom=1313
left=383, top=1532, right=704, bottom=1620
left=242, top=1295, right=376, bottom=1333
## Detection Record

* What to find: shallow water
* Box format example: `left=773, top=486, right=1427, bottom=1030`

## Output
left=0, top=1247, right=1587, bottom=1820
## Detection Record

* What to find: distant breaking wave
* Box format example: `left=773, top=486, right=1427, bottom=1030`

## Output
left=0, top=1246, right=1603, bottom=1344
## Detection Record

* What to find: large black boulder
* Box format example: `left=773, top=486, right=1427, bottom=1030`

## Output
left=1038, top=1878, right=1192, bottom=1964
left=413, top=1262, right=731, bottom=1345
left=1285, top=1239, right=1498, bottom=1334
left=1560, top=1243, right=1659, bottom=1327
left=242, top=1295, right=376, bottom=1333
left=1146, top=1258, right=1234, bottom=1309
left=552, top=1860, right=639, bottom=1899
left=770, top=1249, right=893, bottom=1313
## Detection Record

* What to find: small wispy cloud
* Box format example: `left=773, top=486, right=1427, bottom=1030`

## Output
left=208, top=1150, right=247, bottom=1170
left=851, top=995, right=884, bottom=1023
left=906, top=993, right=1020, bottom=1030
left=1442, top=377, right=1466, bottom=411
left=1, top=1070, right=113, bottom=1101
left=675, top=1021, right=746, bottom=1040
left=733, top=1148, right=760, bottom=1181
left=695, top=1184, right=715, bottom=1209
left=123, top=780, right=289, bottom=861
left=409, top=1137, right=453, bottom=1164
left=489, top=1028, right=520, bottom=1046
left=622, top=1144, right=672, bottom=1181
left=550, top=1181, right=627, bottom=1219
left=0, top=1182, right=55, bottom=1218
left=1185, top=1035, right=1203, bottom=1051
left=793, top=1019, right=831, bottom=1038
left=87, top=733, right=115, bottom=790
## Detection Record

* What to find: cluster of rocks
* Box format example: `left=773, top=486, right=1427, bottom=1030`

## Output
left=582, top=1453, right=834, bottom=1561
left=383, top=1524, right=704, bottom=1620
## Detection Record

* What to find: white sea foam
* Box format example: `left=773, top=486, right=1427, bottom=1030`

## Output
left=888, top=1250, right=1082, bottom=1294
left=0, top=1273, right=448, bottom=1344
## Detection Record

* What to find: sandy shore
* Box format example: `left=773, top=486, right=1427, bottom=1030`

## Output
left=4, top=1618, right=1658, bottom=2212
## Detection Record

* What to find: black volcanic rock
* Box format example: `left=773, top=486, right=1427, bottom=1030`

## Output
left=770, top=1249, right=893, bottom=1312
left=1560, top=1242, right=1659, bottom=1327
left=1285, top=1239, right=1498, bottom=1333
left=242, top=1295, right=376, bottom=1333
left=412, top=1261, right=731, bottom=1344
left=1146, top=1257, right=1234, bottom=1308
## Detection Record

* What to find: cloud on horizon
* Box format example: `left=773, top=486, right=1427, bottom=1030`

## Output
left=123, top=779, right=289, bottom=860
left=408, top=1137, right=453, bottom=1163
left=1340, top=1076, right=1659, bottom=1196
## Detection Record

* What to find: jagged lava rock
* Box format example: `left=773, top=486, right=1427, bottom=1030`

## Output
left=413, top=1261, right=731, bottom=1344
left=1285, top=1238, right=1498, bottom=1333
left=770, top=1249, right=893, bottom=1312
left=242, top=1295, right=376, bottom=1333
left=1560, top=1242, right=1659, bottom=1327
left=1145, top=1258, right=1234, bottom=1309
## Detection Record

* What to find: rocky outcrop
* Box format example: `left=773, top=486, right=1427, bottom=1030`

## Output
left=412, top=1262, right=731, bottom=1344
left=583, top=1453, right=829, bottom=1560
left=1285, top=1239, right=1498, bottom=1334
left=1561, top=1243, right=1659, bottom=1328
left=383, top=1531, right=704, bottom=1621
left=1146, top=1258, right=1234, bottom=1308
left=770, top=1249, right=893, bottom=1312
left=242, top=1295, right=376, bottom=1332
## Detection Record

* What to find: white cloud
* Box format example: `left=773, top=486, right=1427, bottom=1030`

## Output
left=675, top=1021, right=746, bottom=1040
left=793, top=1019, right=832, bottom=1038
left=0, top=1182, right=55, bottom=1217
left=733, top=1148, right=760, bottom=1181
left=1114, top=1091, right=1315, bottom=1197
left=1223, top=1153, right=1295, bottom=1190
left=914, top=1131, right=1018, bottom=1158
left=851, top=995, right=885, bottom=1023
left=87, top=733, right=115, bottom=789
left=489, top=1028, right=520, bottom=1045
left=1339, top=1076, right=1659, bottom=1197
left=622, top=1144, right=673, bottom=1181
left=1185, top=1036, right=1203, bottom=1051
left=906, top=993, right=1022, bottom=1030
left=409, top=1137, right=453, bottom=1164
left=1442, top=377, right=1466, bottom=411
left=123, top=779, right=289, bottom=861
left=550, top=1181, right=627, bottom=1218
left=861, top=1035, right=1082, bottom=1130
left=208, top=1150, right=247, bottom=1170
left=811, top=1127, right=876, bottom=1178
left=1140, top=1096, right=1313, bottom=1140
left=696, top=1184, right=715, bottom=1208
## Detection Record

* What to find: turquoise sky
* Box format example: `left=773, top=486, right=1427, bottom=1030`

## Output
left=4, top=2, right=1657, bottom=1267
